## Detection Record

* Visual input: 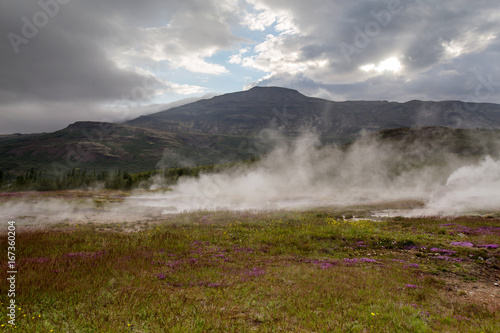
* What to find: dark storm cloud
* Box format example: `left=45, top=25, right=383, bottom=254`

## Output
left=0, top=0, right=244, bottom=133
left=2, top=1, right=149, bottom=104
left=0, top=0, right=241, bottom=104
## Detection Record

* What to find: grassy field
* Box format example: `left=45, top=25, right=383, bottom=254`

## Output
left=1, top=206, right=499, bottom=332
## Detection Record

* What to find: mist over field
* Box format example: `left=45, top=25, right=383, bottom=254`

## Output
left=127, top=131, right=500, bottom=216
left=1, top=129, right=499, bottom=225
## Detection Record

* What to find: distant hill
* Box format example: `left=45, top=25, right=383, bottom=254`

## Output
left=0, top=122, right=260, bottom=175
left=126, top=86, right=500, bottom=139
left=1, top=86, right=500, bottom=176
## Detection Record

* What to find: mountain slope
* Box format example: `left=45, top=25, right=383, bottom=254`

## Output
left=125, top=86, right=500, bottom=139
left=0, top=122, right=260, bottom=175
left=2, top=86, right=500, bottom=176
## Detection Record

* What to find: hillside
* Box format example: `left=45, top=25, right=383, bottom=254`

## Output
left=0, top=122, right=259, bottom=176
left=2, top=87, right=500, bottom=176
left=126, top=86, right=500, bottom=139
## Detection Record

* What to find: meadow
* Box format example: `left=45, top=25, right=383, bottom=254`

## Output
left=1, top=203, right=499, bottom=332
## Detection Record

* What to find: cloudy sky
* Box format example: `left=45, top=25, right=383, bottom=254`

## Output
left=1, top=0, right=499, bottom=134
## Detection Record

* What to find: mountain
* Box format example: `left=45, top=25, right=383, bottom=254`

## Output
left=0, top=122, right=258, bottom=175
left=2, top=86, right=500, bottom=176
left=125, top=86, right=500, bottom=140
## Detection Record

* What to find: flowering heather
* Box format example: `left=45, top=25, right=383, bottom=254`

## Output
left=190, top=240, right=210, bottom=247
left=64, top=251, right=106, bottom=259
left=452, top=225, right=500, bottom=235
left=8, top=208, right=500, bottom=331
left=359, top=258, right=378, bottom=263
left=450, top=241, right=473, bottom=247
left=343, top=258, right=377, bottom=266
left=420, top=311, right=430, bottom=317
left=310, top=259, right=338, bottom=269
left=434, top=255, right=466, bottom=263
left=430, top=248, right=457, bottom=254
left=405, top=284, right=421, bottom=289
left=475, top=226, right=500, bottom=234
left=232, top=246, right=254, bottom=254
left=476, top=244, right=499, bottom=249
left=246, top=267, right=266, bottom=277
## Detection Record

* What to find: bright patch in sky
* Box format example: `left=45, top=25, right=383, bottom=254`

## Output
left=360, top=57, right=402, bottom=73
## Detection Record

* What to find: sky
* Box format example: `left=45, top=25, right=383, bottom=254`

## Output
left=1, top=0, right=500, bottom=134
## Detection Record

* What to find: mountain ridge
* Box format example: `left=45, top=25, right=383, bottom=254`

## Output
left=125, top=86, right=500, bottom=138
left=2, top=86, right=500, bottom=176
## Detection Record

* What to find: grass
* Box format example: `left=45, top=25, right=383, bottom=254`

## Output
left=1, top=209, right=499, bottom=332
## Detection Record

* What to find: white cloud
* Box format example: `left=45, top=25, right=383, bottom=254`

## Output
left=238, top=34, right=328, bottom=76
left=360, top=57, right=402, bottom=73
left=228, top=48, right=249, bottom=64
left=242, top=10, right=276, bottom=31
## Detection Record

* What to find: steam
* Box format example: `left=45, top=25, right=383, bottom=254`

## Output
left=419, top=157, right=500, bottom=215
left=0, top=197, right=159, bottom=226
left=2, top=131, right=499, bottom=224
left=127, top=131, right=497, bottom=215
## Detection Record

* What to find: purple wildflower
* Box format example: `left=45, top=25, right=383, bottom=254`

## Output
left=361, top=257, right=376, bottom=262
left=165, top=260, right=183, bottom=268
left=430, top=248, right=457, bottom=254
left=392, top=259, right=406, bottom=263
left=343, top=258, right=358, bottom=266
left=319, top=262, right=337, bottom=269
left=64, top=251, right=105, bottom=259
left=450, top=241, right=474, bottom=247
left=405, top=284, right=421, bottom=289
left=476, top=244, right=499, bottom=249
left=434, top=255, right=465, bottom=262
left=309, top=259, right=338, bottom=269
left=342, top=258, right=377, bottom=265
left=246, top=267, right=266, bottom=277
left=420, top=311, right=430, bottom=317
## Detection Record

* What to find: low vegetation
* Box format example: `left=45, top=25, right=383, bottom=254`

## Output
left=0, top=163, right=243, bottom=192
left=1, top=209, right=498, bottom=332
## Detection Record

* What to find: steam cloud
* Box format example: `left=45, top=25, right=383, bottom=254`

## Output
left=421, top=157, right=500, bottom=215
left=2, top=131, right=499, bottom=224
left=128, top=131, right=500, bottom=216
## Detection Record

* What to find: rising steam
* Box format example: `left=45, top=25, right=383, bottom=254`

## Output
left=127, top=131, right=500, bottom=215
left=2, top=130, right=499, bottom=224
left=421, top=157, right=500, bottom=215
